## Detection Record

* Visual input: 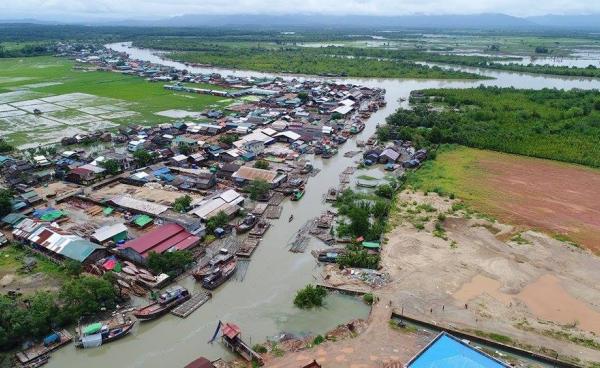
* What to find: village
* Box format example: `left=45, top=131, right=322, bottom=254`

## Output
left=0, top=44, right=437, bottom=368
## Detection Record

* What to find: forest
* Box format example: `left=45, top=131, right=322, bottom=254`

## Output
left=168, top=46, right=482, bottom=79
left=379, top=86, right=600, bottom=167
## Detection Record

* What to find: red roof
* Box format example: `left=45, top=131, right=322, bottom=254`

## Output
left=123, top=223, right=199, bottom=257
left=222, top=323, right=241, bottom=339
left=184, top=357, right=215, bottom=368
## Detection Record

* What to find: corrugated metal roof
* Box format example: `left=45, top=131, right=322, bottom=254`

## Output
left=123, top=223, right=198, bottom=257
left=232, top=166, right=278, bottom=183
left=92, top=223, right=128, bottom=242
left=110, top=195, right=169, bottom=216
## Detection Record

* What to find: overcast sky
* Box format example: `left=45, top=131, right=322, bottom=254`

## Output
left=2, top=0, right=600, bottom=20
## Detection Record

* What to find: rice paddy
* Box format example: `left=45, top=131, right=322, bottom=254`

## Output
left=0, top=56, right=229, bottom=148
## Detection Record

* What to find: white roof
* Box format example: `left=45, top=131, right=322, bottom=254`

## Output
left=275, top=131, right=301, bottom=141
left=91, top=223, right=128, bottom=242
left=340, top=99, right=355, bottom=107
left=219, top=189, right=242, bottom=203
left=189, top=198, right=226, bottom=219
left=110, top=195, right=168, bottom=216
left=332, top=105, right=353, bottom=115
left=172, top=154, right=188, bottom=162
left=261, top=127, right=277, bottom=136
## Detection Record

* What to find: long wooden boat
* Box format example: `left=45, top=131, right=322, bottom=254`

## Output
left=75, top=317, right=135, bottom=348
left=133, top=286, right=191, bottom=321
left=236, top=214, right=258, bottom=233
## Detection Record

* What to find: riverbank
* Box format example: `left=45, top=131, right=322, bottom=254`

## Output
left=301, top=190, right=600, bottom=367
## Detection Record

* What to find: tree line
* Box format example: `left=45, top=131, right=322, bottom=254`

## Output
left=379, top=86, right=600, bottom=168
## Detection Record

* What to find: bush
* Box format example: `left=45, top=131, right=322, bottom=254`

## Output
left=147, top=250, right=193, bottom=276
left=363, top=293, right=374, bottom=305
left=247, top=179, right=270, bottom=200
left=254, top=160, right=270, bottom=170
left=206, top=211, right=229, bottom=234
left=253, top=344, right=268, bottom=353
left=338, top=250, right=380, bottom=269
left=173, top=195, right=192, bottom=213
left=312, top=335, right=325, bottom=345
left=294, top=284, right=327, bottom=309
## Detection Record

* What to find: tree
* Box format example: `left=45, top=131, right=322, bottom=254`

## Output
left=247, top=179, right=270, bottom=200
left=293, top=284, right=327, bottom=309
left=298, top=91, right=309, bottom=103
left=133, top=149, right=154, bottom=167
left=173, top=195, right=192, bottom=213
left=219, top=134, right=238, bottom=146
left=0, top=139, right=14, bottom=153
left=59, top=276, right=117, bottom=321
left=253, top=160, right=270, bottom=170
left=147, top=250, right=193, bottom=276
left=375, top=184, right=394, bottom=199
left=206, top=211, right=229, bottom=234
left=0, top=189, right=13, bottom=217
left=178, top=142, right=191, bottom=155
left=100, top=159, right=120, bottom=175
left=347, top=206, right=370, bottom=238
left=62, top=260, right=82, bottom=277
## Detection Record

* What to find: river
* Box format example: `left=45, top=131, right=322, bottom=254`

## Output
left=46, top=43, right=600, bottom=368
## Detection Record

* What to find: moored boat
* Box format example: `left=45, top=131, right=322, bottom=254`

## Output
left=193, top=249, right=234, bottom=281
left=75, top=316, right=135, bottom=348
left=202, top=259, right=237, bottom=290
left=236, top=214, right=258, bottom=233
left=290, top=188, right=305, bottom=201
left=133, top=286, right=191, bottom=321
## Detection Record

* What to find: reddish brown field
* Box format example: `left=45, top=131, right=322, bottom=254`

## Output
left=471, top=150, right=600, bottom=253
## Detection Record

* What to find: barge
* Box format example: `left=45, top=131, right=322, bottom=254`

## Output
left=133, top=286, right=191, bottom=321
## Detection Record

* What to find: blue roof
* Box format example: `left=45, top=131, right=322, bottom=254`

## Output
left=407, top=333, right=509, bottom=368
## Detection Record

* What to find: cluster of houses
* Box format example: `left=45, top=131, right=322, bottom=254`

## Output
left=363, top=141, right=428, bottom=170
left=0, top=44, right=387, bottom=286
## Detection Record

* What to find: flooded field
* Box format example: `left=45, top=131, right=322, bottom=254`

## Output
left=42, top=43, right=600, bottom=368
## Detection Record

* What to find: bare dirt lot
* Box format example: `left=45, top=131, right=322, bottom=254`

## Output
left=278, top=191, right=600, bottom=367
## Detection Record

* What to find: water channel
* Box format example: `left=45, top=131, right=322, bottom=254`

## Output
left=47, top=43, right=600, bottom=368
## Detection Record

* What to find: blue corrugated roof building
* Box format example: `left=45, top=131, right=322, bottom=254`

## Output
left=407, top=332, right=509, bottom=368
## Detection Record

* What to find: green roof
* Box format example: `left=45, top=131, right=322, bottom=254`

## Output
left=59, top=239, right=99, bottom=262
left=134, top=214, right=153, bottom=227
left=103, top=207, right=114, bottom=216
left=362, top=242, right=381, bottom=249
left=1, top=213, right=26, bottom=226
left=40, top=210, right=64, bottom=222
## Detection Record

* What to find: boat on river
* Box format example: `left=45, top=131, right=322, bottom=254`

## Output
left=133, top=286, right=191, bottom=321
left=291, top=188, right=305, bottom=201
left=193, top=249, right=234, bottom=281
left=201, top=258, right=237, bottom=290
left=75, top=316, right=135, bottom=348
left=236, top=214, right=258, bottom=233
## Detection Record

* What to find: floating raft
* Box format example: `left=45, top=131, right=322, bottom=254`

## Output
left=170, top=291, right=212, bottom=318
left=265, top=205, right=282, bottom=219
left=16, top=329, right=73, bottom=364
left=236, top=238, right=260, bottom=258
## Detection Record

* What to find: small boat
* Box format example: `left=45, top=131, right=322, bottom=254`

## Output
left=75, top=317, right=135, bottom=348
left=122, top=267, right=137, bottom=276
left=291, top=188, right=304, bottom=201
left=289, top=214, right=294, bottom=222
left=300, top=162, right=313, bottom=174
left=138, top=273, right=156, bottom=282
left=236, top=214, right=258, bottom=233
left=325, top=187, right=338, bottom=202
left=123, top=261, right=138, bottom=272
left=21, top=355, right=49, bottom=368
left=133, top=286, right=191, bottom=321
left=202, top=259, right=237, bottom=290
left=193, top=249, right=234, bottom=281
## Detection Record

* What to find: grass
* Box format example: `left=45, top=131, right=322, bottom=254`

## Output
left=0, top=56, right=228, bottom=145
left=0, top=244, right=65, bottom=279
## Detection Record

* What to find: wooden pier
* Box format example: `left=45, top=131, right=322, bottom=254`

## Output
left=171, top=291, right=212, bottom=318
left=16, top=329, right=73, bottom=365
left=236, top=237, right=260, bottom=258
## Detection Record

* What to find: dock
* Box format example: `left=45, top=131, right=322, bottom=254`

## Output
left=236, top=237, right=260, bottom=258
left=16, top=329, right=73, bottom=364
left=171, top=291, right=212, bottom=318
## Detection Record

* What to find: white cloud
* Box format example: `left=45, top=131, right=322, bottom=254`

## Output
left=1, top=0, right=600, bottom=19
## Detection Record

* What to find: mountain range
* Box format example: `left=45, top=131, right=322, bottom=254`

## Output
left=2, top=13, right=600, bottom=30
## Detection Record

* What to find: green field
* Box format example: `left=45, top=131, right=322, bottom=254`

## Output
left=0, top=56, right=228, bottom=147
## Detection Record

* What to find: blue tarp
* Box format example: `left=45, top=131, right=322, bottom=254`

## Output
left=407, top=333, right=508, bottom=368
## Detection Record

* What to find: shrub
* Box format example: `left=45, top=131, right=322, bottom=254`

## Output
left=363, top=293, right=374, bottom=305
left=294, top=284, right=327, bottom=309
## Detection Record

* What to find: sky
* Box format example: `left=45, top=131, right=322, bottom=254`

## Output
left=1, top=0, right=600, bottom=20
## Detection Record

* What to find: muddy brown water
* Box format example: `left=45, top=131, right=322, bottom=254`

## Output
left=45, top=43, right=600, bottom=368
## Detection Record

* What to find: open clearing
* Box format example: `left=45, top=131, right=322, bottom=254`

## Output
left=306, top=191, right=600, bottom=367
left=407, top=145, right=600, bottom=253
left=0, top=56, right=229, bottom=147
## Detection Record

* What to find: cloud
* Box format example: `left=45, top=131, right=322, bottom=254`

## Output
left=1, top=0, right=600, bottom=19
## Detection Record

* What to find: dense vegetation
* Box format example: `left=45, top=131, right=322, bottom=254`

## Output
left=0, top=275, right=117, bottom=350
left=173, top=195, right=193, bottom=213
left=293, top=284, right=327, bottom=309
left=247, top=179, right=271, bottom=200
left=0, top=42, right=53, bottom=58
left=379, top=86, right=600, bottom=167
left=205, top=211, right=230, bottom=234
left=335, top=188, right=391, bottom=242
left=147, top=250, right=194, bottom=276
left=436, top=59, right=600, bottom=78
left=169, top=46, right=482, bottom=79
